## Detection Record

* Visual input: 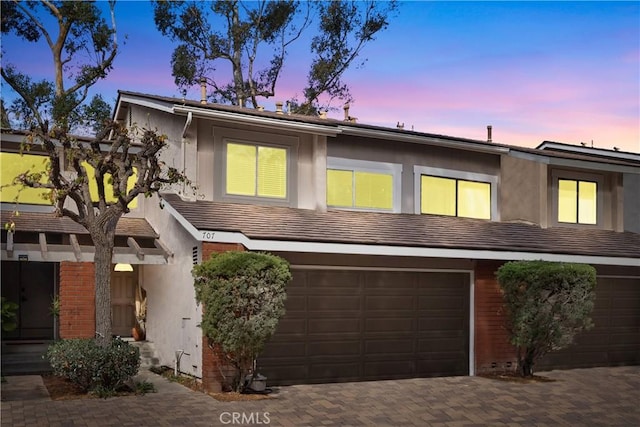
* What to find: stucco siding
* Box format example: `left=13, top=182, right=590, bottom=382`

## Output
left=500, top=156, right=546, bottom=226
left=623, top=173, right=640, bottom=233
left=142, top=194, right=203, bottom=378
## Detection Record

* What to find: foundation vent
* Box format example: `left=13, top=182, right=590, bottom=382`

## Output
left=192, top=246, right=199, bottom=265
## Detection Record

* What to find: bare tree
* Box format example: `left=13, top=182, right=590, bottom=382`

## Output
left=2, top=0, right=190, bottom=344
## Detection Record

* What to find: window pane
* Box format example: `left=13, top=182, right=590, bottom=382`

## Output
left=0, top=152, right=50, bottom=205
left=421, top=176, right=456, bottom=216
left=558, top=179, right=577, bottom=223
left=355, top=172, right=393, bottom=210
left=257, top=146, right=287, bottom=198
left=227, top=143, right=256, bottom=196
left=578, top=181, right=597, bottom=224
left=327, top=169, right=353, bottom=207
left=458, top=180, right=491, bottom=219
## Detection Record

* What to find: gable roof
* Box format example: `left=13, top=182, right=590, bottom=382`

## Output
left=162, top=194, right=640, bottom=266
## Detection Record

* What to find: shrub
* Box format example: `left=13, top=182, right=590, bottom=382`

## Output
left=497, top=261, right=596, bottom=376
left=46, top=338, right=140, bottom=393
left=193, top=251, right=291, bottom=392
left=1, top=297, right=19, bottom=332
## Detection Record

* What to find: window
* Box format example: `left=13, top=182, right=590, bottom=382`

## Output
left=414, top=166, right=498, bottom=220
left=558, top=179, right=597, bottom=224
left=326, top=157, right=402, bottom=212
left=0, top=152, right=51, bottom=205
left=226, top=142, right=287, bottom=199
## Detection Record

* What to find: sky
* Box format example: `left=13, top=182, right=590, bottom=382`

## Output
left=2, top=1, right=639, bottom=152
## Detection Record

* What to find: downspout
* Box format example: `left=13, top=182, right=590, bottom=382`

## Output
left=181, top=112, right=193, bottom=197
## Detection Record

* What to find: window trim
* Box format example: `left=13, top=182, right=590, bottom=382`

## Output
left=551, top=169, right=604, bottom=228
left=327, top=157, right=402, bottom=213
left=414, top=166, right=499, bottom=220
left=220, top=134, right=297, bottom=206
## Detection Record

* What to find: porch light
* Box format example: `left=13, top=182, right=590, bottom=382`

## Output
left=114, top=263, right=133, bottom=272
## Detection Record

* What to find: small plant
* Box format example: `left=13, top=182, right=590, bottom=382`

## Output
left=134, top=380, right=156, bottom=395
left=1, top=297, right=19, bottom=332
left=46, top=338, right=141, bottom=394
left=50, top=296, right=60, bottom=317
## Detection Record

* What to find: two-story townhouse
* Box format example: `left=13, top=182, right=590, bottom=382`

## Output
left=2, top=90, right=638, bottom=390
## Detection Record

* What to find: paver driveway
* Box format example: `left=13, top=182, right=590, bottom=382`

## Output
left=2, top=366, right=639, bottom=426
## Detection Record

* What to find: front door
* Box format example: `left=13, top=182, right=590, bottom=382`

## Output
left=1, top=261, right=55, bottom=340
left=110, top=270, right=137, bottom=337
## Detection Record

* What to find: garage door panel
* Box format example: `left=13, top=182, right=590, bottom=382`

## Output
left=418, top=295, right=465, bottom=310
left=418, top=317, right=467, bottom=331
left=260, top=269, right=470, bottom=384
left=284, top=295, right=307, bottom=310
left=366, top=317, right=415, bottom=332
left=308, top=295, right=360, bottom=310
left=308, top=318, right=360, bottom=333
left=272, top=318, right=307, bottom=334
left=365, top=295, right=415, bottom=310
left=365, top=339, right=414, bottom=354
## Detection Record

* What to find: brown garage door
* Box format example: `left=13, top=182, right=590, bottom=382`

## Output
left=537, top=276, right=640, bottom=370
left=258, top=269, right=470, bottom=385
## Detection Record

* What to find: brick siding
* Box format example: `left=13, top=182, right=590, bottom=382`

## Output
left=474, top=261, right=517, bottom=374
left=59, top=262, right=96, bottom=339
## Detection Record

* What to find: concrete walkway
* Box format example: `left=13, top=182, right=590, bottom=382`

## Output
left=2, top=366, right=639, bottom=426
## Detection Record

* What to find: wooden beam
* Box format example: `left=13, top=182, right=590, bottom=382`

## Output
left=39, top=233, right=48, bottom=260
left=6, top=231, right=14, bottom=258
left=154, top=238, right=173, bottom=259
left=69, top=234, right=82, bottom=261
left=127, top=237, right=144, bottom=260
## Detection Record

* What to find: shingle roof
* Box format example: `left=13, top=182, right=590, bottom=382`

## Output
left=163, top=194, right=640, bottom=259
left=1, top=210, right=158, bottom=238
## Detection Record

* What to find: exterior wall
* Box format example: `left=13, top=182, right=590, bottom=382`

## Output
left=328, top=135, right=501, bottom=214
left=473, top=261, right=517, bottom=374
left=623, top=173, right=640, bottom=233
left=141, top=194, right=203, bottom=379
left=500, top=156, right=547, bottom=227
left=59, top=262, right=95, bottom=339
left=201, top=242, right=245, bottom=393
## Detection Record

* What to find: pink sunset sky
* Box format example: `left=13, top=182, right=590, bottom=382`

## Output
left=2, top=1, right=639, bottom=152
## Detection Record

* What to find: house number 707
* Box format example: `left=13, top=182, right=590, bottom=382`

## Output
left=201, top=231, right=216, bottom=240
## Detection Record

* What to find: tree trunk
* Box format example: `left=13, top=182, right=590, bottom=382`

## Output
left=91, top=229, right=116, bottom=347
left=519, top=348, right=535, bottom=377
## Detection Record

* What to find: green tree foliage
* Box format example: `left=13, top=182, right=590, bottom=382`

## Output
left=1, top=0, right=191, bottom=344
left=1, top=1, right=117, bottom=134
left=193, top=251, right=291, bottom=392
left=496, top=261, right=597, bottom=376
left=153, top=0, right=397, bottom=113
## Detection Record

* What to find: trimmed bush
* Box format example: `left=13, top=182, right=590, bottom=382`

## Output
left=193, top=251, right=291, bottom=392
left=46, top=338, right=140, bottom=393
left=497, top=261, right=596, bottom=376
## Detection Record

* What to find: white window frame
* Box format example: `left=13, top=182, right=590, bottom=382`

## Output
left=551, top=169, right=604, bottom=227
left=327, top=157, right=402, bottom=213
left=414, top=166, right=499, bottom=220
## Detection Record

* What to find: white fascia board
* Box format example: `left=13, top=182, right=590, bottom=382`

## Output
left=510, top=150, right=640, bottom=175
left=338, top=126, right=509, bottom=155
left=117, top=94, right=176, bottom=115
left=173, top=105, right=340, bottom=137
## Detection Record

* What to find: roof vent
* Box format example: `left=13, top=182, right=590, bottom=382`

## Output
left=487, top=125, right=492, bottom=143
left=397, top=122, right=404, bottom=130
left=319, top=111, right=327, bottom=119
left=275, top=101, right=283, bottom=115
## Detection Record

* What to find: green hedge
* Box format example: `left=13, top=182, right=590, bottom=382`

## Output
left=46, top=338, right=140, bottom=394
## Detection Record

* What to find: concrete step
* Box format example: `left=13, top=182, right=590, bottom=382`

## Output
left=1, top=342, right=52, bottom=376
left=128, top=340, right=160, bottom=369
